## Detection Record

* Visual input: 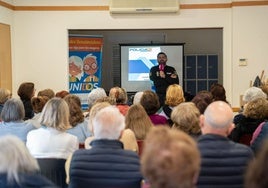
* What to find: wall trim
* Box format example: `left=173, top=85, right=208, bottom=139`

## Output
left=1, top=1, right=268, bottom=11
left=0, top=1, right=14, bottom=10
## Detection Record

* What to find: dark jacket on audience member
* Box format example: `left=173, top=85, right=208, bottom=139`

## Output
left=197, top=134, right=254, bottom=188
left=0, top=173, right=57, bottom=188
left=69, top=139, right=143, bottom=188
left=21, top=99, right=34, bottom=120
left=229, top=116, right=264, bottom=145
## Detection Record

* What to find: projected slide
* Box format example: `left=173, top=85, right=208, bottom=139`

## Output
left=128, top=47, right=160, bottom=81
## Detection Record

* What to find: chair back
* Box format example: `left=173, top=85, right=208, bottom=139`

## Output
left=37, top=158, right=67, bottom=188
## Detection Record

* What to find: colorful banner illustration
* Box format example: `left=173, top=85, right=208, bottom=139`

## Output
left=68, top=35, right=103, bottom=110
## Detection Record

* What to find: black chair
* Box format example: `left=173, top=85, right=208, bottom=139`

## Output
left=37, top=158, right=67, bottom=188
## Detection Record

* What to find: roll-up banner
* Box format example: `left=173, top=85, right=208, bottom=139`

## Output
left=68, top=35, right=103, bottom=110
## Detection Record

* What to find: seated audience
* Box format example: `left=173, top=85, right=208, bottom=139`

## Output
left=26, top=98, right=79, bottom=159
left=0, top=88, right=11, bottom=115
left=229, top=98, right=268, bottom=145
left=234, top=86, right=267, bottom=124
left=0, top=135, right=57, bottom=188
left=159, top=84, right=185, bottom=126
left=197, top=101, right=254, bottom=188
left=140, top=90, right=168, bottom=126
left=26, top=96, right=49, bottom=128
left=69, top=105, right=143, bottom=188
left=141, top=126, right=200, bottom=188
left=245, top=139, right=268, bottom=188
left=0, top=98, right=35, bottom=143
left=210, top=83, right=229, bottom=104
left=37, top=88, right=55, bottom=99
left=109, top=86, right=130, bottom=116
left=17, top=82, right=35, bottom=120
left=191, top=90, right=213, bottom=114
left=64, top=94, right=92, bottom=143
left=171, top=102, right=201, bottom=139
left=84, top=102, right=138, bottom=152
left=65, top=101, right=138, bottom=184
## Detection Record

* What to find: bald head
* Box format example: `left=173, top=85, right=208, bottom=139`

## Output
left=200, top=101, right=234, bottom=135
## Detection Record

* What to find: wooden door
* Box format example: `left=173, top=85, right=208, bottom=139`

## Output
left=0, top=23, right=12, bottom=91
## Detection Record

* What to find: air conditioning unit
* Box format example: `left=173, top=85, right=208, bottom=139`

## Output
left=109, top=0, right=179, bottom=14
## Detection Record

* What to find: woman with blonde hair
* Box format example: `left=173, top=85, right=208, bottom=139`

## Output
left=125, top=104, right=152, bottom=140
left=26, top=98, right=79, bottom=159
left=230, top=97, right=268, bottom=145
left=159, top=84, right=185, bottom=125
left=109, top=86, right=130, bottom=116
left=171, top=102, right=201, bottom=139
left=0, top=135, right=56, bottom=187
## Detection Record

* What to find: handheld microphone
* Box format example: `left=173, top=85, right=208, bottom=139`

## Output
left=159, top=64, right=164, bottom=71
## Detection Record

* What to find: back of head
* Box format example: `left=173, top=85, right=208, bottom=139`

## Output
left=243, top=98, right=268, bottom=119
left=39, top=98, right=70, bottom=131
left=109, top=87, right=128, bottom=104
left=243, top=86, right=267, bottom=103
left=17, top=82, right=35, bottom=100
left=0, top=88, right=11, bottom=104
left=0, top=135, right=39, bottom=183
left=1, top=98, right=25, bottom=122
left=125, top=104, right=152, bottom=140
left=141, top=126, right=200, bottom=188
left=87, top=88, right=107, bottom=108
left=37, top=88, right=55, bottom=99
left=88, top=102, right=111, bottom=132
left=171, top=102, right=200, bottom=135
left=55, top=90, right=69, bottom=98
left=140, top=90, right=160, bottom=115
left=94, top=96, right=116, bottom=105
left=92, top=105, right=125, bottom=140
left=64, top=94, right=84, bottom=127
left=31, top=96, right=49, bottom=113
left=210, top=83, right=227, bottom=102
left=165, top=84, right=185, bottom=106
left=202, top=101, right=233, bottom=131
left=133, top=91, right=144, bottom=105
left=191, top=91, right=213, bottom=114
left=245, top=139, right=268, bottom=188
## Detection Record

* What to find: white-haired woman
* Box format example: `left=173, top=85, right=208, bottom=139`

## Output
left=0, top=135, right=56, bottom=187
left=0, top=98, right=35, bottom=143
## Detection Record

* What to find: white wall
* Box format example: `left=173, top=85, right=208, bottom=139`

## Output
left=1, top=1, right=268, bottom=107
left=232, top=6, right=268, bottom=103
